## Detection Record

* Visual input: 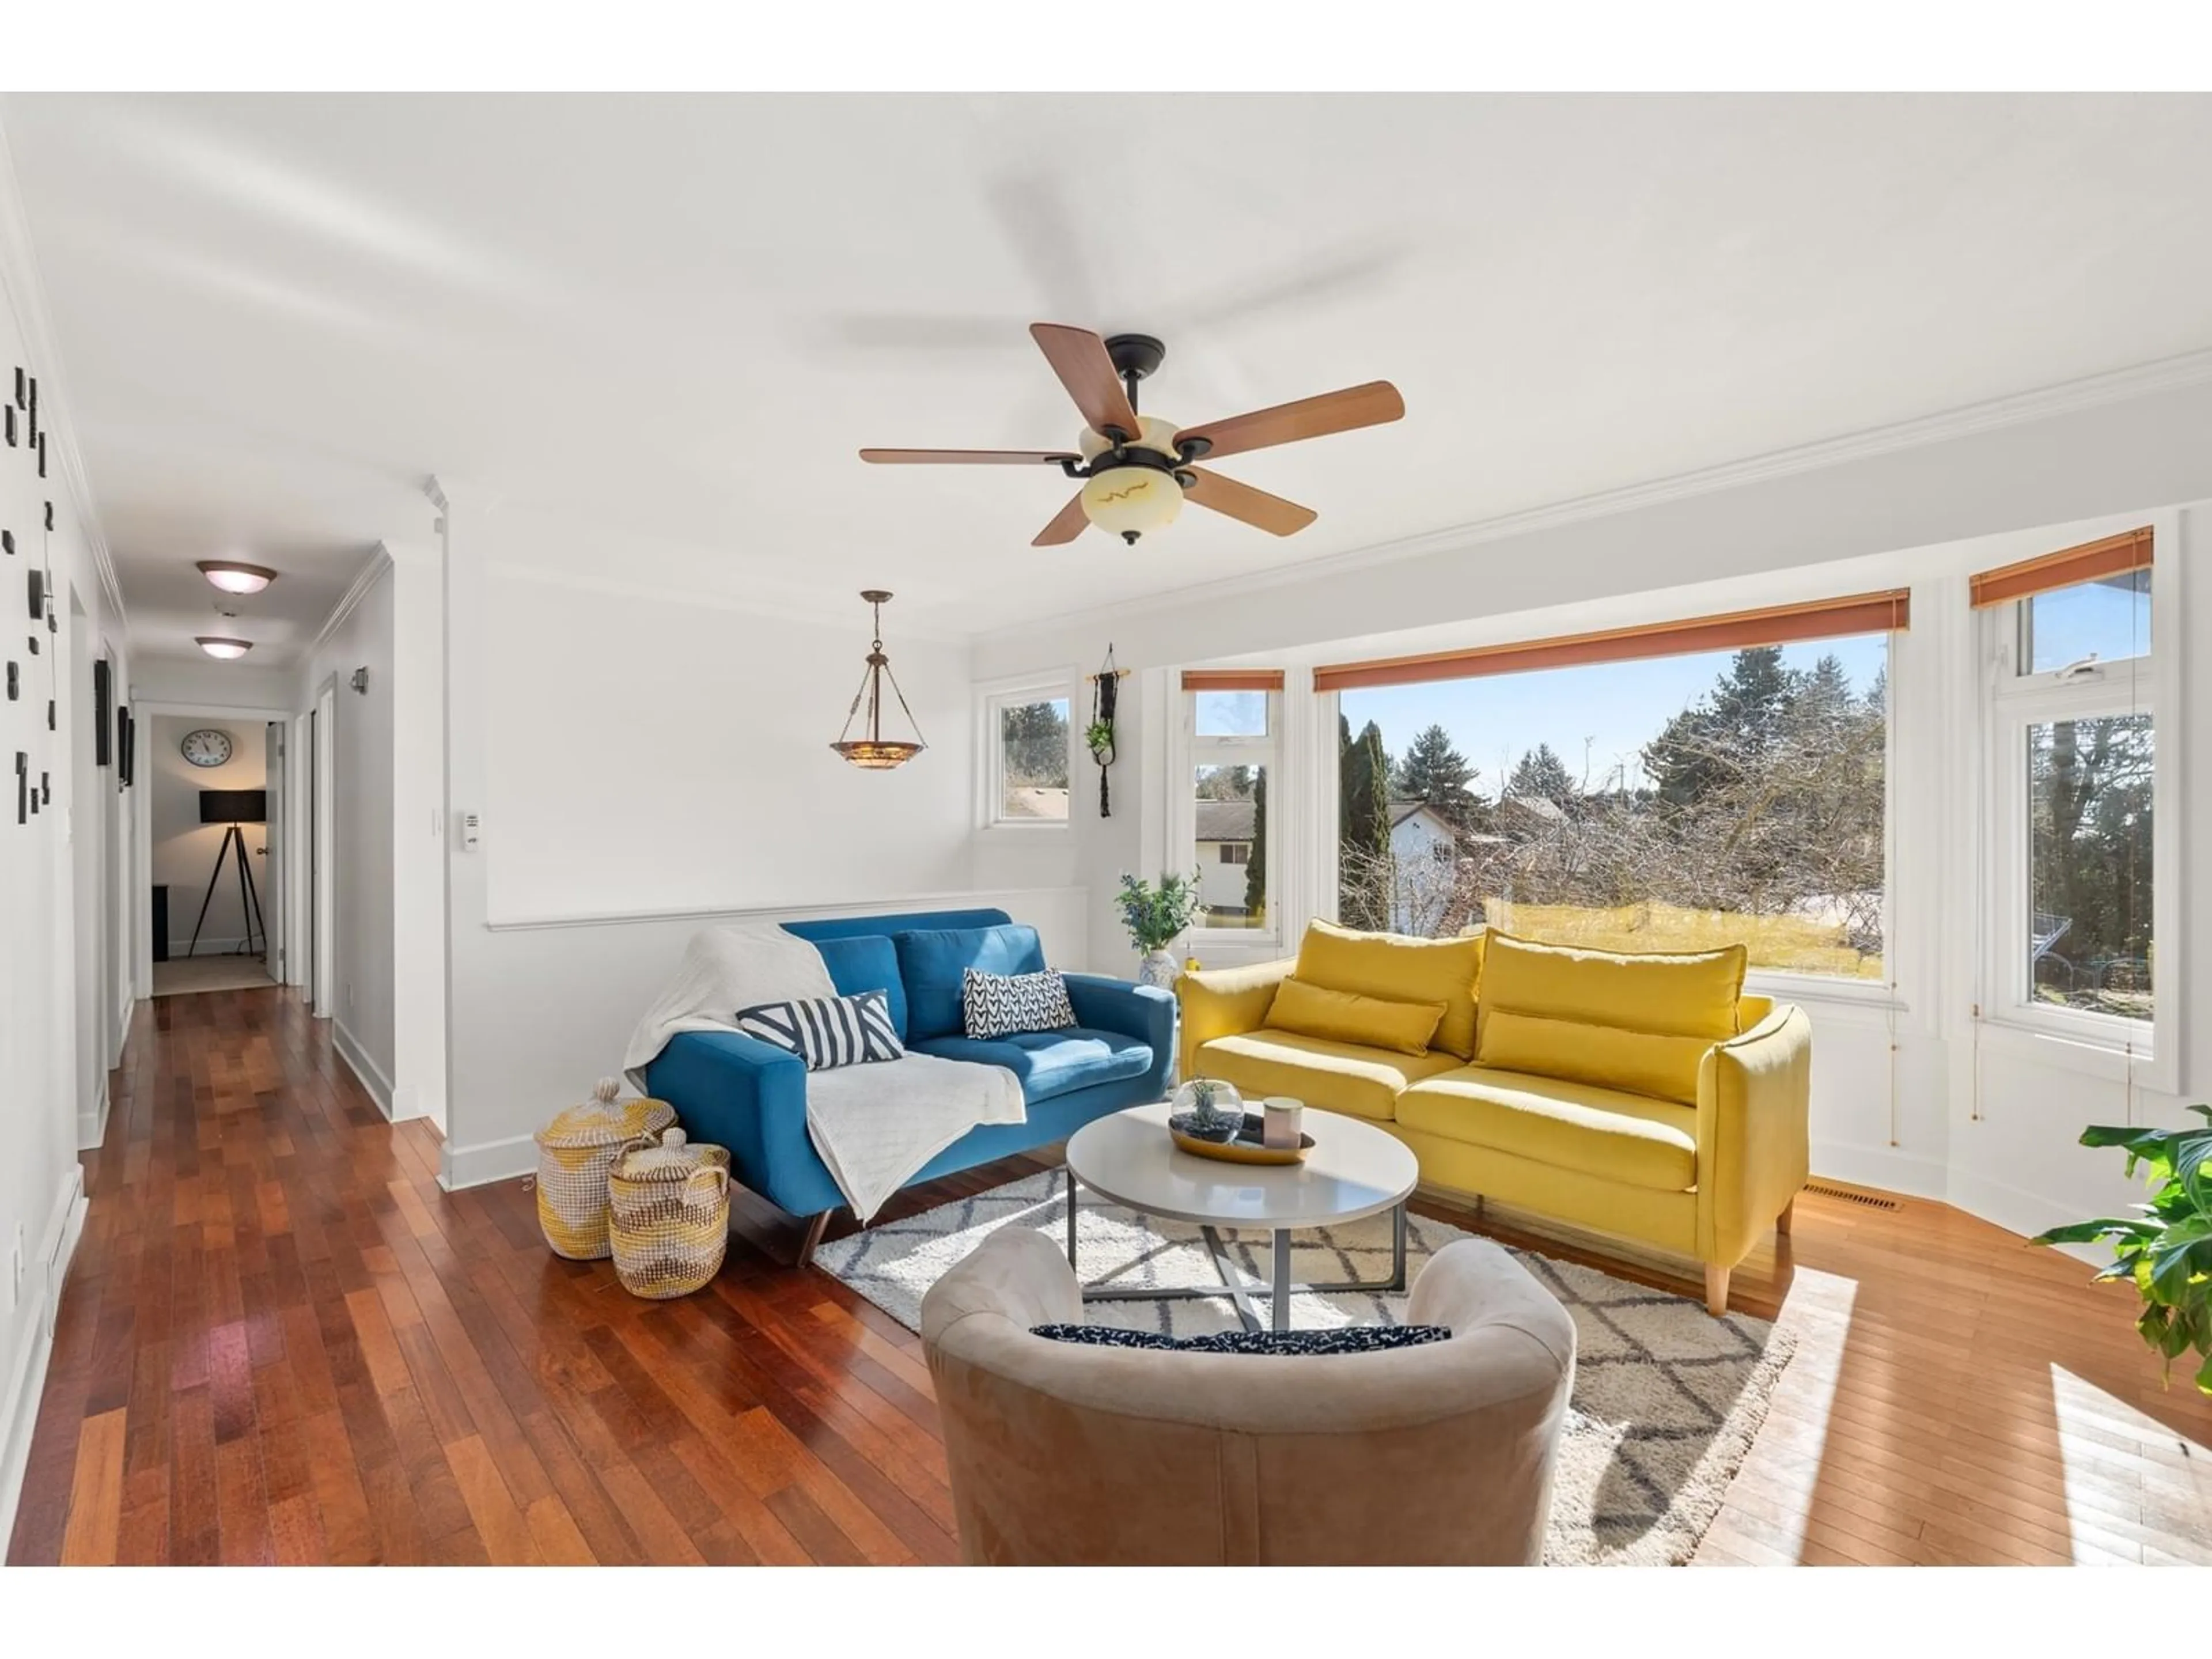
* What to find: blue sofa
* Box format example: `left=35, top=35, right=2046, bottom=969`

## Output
left=643, top=907, right=1176, bottom=1264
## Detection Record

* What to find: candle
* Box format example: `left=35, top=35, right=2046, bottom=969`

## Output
left=1263, top=1097, right=1304, bottom=1150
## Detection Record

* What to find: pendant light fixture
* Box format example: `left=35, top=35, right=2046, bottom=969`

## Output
left=830, top=589, right=926, bottom=770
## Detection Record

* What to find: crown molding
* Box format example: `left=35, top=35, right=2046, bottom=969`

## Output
left=0, top=108, right=127, bottom=633
left=991, top=344, right=2212, bottom=647
left=302, top=542, right=395, bottom=661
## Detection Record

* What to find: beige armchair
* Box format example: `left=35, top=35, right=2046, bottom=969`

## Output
left=921, top=1230, right=1577, bottom=1565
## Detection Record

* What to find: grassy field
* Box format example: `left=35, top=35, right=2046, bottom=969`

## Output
left=1484, top=899, right=1885, bottom=981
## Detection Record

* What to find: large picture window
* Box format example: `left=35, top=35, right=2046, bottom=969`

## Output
left=1324, top=597, right=1900, bottom=981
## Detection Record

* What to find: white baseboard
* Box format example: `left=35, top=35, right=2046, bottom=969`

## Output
left=77, top=1075, right=109, bottom=1154
left=439, top=1132, right=537, bottom=1193
left=0, top=1166, right=89, bottom=1556
left=165, top=937, right=255, bottom=957
left=332, top=1020, right=396, bottom=1120
left=1809, top=1139, right=1949, bottom=1202
left=1942, top=1168, right=2101, bottom=1262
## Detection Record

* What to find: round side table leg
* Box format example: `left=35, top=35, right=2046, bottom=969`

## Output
left=1065, top=1166, right=1079, bottom=1273
left=1272, top=1229, right=1292, bottom=1334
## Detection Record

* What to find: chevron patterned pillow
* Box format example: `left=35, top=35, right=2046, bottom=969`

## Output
left=735, top=988, right=904, bottom=1071
left=961, top=967, right=1078, bottom=1040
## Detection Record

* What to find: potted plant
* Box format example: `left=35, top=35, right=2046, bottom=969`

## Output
left=2032, top=1105, right=2212, bottom=1395
left=1084, top=719, right=1116, bottom=763
left=1117, top=871, right=1203, bottom=988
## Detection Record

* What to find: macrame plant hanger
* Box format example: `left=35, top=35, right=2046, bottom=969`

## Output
left=1090, top=645, right=1123, bottom=817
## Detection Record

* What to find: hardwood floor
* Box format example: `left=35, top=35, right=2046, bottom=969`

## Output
left=9, top=984, right=2210, bottom=1566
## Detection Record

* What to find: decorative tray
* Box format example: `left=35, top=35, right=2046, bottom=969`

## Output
left=1167, top=1111, right=1314, bottom=1166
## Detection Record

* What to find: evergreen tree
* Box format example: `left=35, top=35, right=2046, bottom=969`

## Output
left=1337, top=719, right=1394, bottom=929
left=1245, top=765, right=1267, bottom=919
left=1641, top=646, right=1793, bottom=806
left=1506, top=742, right=1577, bottom=808
left=1392, top=723, right=1480, bottom=831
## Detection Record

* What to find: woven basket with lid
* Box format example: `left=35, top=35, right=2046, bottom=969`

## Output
left=532, top=1079, right=676, bottom=1260
left=607, top=1128, right=731, bottom=1300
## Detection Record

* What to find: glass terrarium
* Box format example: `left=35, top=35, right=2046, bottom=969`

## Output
left=1168, top=1076, right=1247, bottom=1143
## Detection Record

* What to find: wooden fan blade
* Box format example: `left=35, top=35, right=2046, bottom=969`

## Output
left=859, top=448, right=1078, bottom=465
left=1032, top=493, right=1090, bottom=547
left=1183, top=468, right=1318, bottom=537
left=1030, top=323, right=1140, bottom=438
left=1175, top=381, right=1404, bottom=462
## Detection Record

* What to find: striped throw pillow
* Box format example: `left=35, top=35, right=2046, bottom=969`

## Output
left=961, top=967, right=1077, bottom=1040
left=736, top=989, right=904, bottom=1071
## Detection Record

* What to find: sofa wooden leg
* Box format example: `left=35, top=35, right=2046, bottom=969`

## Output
left=1703, top=1264, right=1730, bottom=1318
left=791, top=1209, right=832, bottom=1270
left=1777, top=1198, right=1796, bottom=1238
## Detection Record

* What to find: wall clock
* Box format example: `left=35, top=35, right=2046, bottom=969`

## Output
left=181, top=728, right=234, bottom=768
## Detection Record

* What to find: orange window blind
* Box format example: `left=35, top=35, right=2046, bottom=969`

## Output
left=1312, top=590, right=1910, bottom=694
left=1968, top=527, right=2153, bottom=610
left=1181, top=669, right=1286, bottom=692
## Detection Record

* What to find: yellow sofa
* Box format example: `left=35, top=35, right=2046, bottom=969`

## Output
left=1175, top=920, right=1812, bottom=1315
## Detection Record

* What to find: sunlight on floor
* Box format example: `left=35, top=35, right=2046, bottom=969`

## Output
left=2050, top=1365, right=2212, bottom=1565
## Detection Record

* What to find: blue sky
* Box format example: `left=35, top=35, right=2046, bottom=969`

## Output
left=1341, top=635, right=1888, bottom=798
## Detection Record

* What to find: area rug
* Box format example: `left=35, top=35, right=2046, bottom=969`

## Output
left=816, top=1169, right=1796, bottom=1566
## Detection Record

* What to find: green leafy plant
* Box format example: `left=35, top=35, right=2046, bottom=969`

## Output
left=1085, top=720, right=1116, bottom=760
left=1116, top=870, right=1203, bottom=955
left=2032, top=1105, right=2212, bottom=1394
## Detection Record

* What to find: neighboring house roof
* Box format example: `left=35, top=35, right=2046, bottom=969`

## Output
left=1389, top=800, right=1456, bottom=835
left=1499, top=794, right=1567, bottom=825
left=1195, top=799, right=1257, bottom=842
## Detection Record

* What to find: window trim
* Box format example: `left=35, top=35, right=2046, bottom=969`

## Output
left=1976, top=514, right=2178, bottom=1094
left=975, top=670, right=1078, bottom=834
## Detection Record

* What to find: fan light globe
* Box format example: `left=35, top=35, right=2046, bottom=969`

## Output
left=1081, top=466, right=1183, bottom=541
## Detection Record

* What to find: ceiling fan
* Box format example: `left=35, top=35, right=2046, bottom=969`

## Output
left=859, top=324, right=1404, bottom=547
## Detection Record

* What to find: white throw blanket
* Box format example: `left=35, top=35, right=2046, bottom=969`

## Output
left=622, top=922, right=1023, bottom=1223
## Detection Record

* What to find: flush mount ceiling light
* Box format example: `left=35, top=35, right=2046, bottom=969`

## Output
left=859, top=325, right=1404, bottom=547
left=196, top=637, right=253, bottom=660
left=197, top=560, right=277, bottom=595
left=830, top=590, right=926, bottom=770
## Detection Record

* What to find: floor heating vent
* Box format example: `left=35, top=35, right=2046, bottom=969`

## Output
left=1805, top=1180, right=1901, bottom=1212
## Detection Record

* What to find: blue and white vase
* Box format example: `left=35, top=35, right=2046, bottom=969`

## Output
left=1137, top=949, right=1180, bottom=989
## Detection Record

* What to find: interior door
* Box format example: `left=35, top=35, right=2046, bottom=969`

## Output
left=263, top=720, right=285, bottom=982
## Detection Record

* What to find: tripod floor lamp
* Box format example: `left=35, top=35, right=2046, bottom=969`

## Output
left=187, top=787, right=268, bottom=959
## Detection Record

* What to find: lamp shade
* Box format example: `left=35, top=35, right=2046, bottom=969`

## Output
left=200, top=788, right=267, bottom=824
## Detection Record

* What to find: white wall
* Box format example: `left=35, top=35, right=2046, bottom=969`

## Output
left=483, top=566, right=975, bottom=922
left=390, top=542, right=446, bottom=1130
left=131, top=656, right=294, bottom=712
left=438, top=502, right=1024, bottom=1187
left=146, top=713, right=268, bottom=955
left=0, top=145, right=126, bottom=1549
left=972, top=380, right=2212, bottom=1252
left=292, top=556, right=397, bottom=1116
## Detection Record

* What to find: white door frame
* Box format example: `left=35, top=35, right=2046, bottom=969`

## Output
left=131, top=696, right=292, bottom=1000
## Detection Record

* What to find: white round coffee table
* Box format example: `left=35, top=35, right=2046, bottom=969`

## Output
left=1063, top=1101, right=1419, bottom=1334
